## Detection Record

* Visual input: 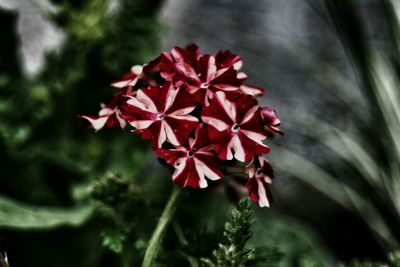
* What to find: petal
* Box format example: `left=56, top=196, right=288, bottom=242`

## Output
left=164, top=120, right=180, bottom=146
left=131, top=65, right=143, bottom=75
left=237, top=131, right=270, bottom=160
left=129, top=120, right=154, bottom=130
left=201, top=91, right=234, bottom=126
left=241, top=105, right=259, bottom=125
left=199, top=55, right=217, bottom=82
left=164, top=116, right=199, bottom=145
left=240, top=130, right=266, bottom=143
left=247, top=176, right=272, bottom=208
left=172, top=158, right=203, bottom=188
left=201, top=117, right=230, bottom=131
left=115, top=111, right=127, bottom=129
left=168, top=106, right=196, bottom=116
left=137, top=88, right=160, bottom=113
left=155, top=148, right=186, bottom=165
left=240, top=85, right=265, bottom=96
left=216, top=91, right=237, bottom=122
left=195, top=155, right=223, bottom=181
left=164, top=83, right=179, bottom=112
left=111, top=80, right=131, bottom=88
left=257, top=179, right=271, bottom=207
left=231, top=134, right=246, bottom=162
left=81, top=115, right=109, bottom=131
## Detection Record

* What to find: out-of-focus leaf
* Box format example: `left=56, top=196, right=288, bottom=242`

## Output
left=0, top=252, right=10, bottom=267
left=250, top=207, right=334, bottom=267
left=298, top=115, right=382, bottom=188
left=0, top=195, right=95, bottom=229
left=274, top=42, right=365, bottom=120
left=270, top=146, right=398, bottom=250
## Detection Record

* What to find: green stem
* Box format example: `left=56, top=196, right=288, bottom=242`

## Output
left=142, top=187, right=182, bottom=267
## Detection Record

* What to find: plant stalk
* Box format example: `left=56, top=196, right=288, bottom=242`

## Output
left=142, top=187, right=182, bottom=267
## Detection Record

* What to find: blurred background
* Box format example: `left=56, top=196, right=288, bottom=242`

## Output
left=1, top=0, right=400, bottom=266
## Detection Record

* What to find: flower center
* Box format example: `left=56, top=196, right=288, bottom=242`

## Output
left=187, top=150, right=195, bottom=158
left=200, top=82, right=209, bottom=89
left=231, top=124, right=240, bottom=133
left=255, top=168, right=262, bottom=176
left=156, top=113, right=165, bottom=120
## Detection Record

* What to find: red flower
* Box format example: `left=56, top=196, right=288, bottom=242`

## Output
left=122, top=82, right=199, bottom=148
left=215, top=50, right=243, bottom=71
left=261, top=107, right=283, bottom=135
left=111, top=65, right=143, bottom=88
left=81, top=45, right=282, bottom=208
left=215, top=50, right=264, bottom=97
left=80, top=90, right=127, bottom=131
left=158, top=45, right=241, bottom=105
left=202, top=92, right=270, bottom=162
left=246, top=156, right=273, bottom=207
left=156, top=124, right=223, bottom=188
left=181, top=55, right=241, bottom=106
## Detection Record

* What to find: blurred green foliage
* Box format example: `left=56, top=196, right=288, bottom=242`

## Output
left=0, top=0, right=162, bottom=265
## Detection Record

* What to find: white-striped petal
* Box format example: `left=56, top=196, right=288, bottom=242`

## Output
left=172, top=157, right=187, bottom=181
left=241, top=130, right=266, bottom=142
left=194, top=158, right=221, bottom=181
left=157, top=121, right=167, bottom=147
left=194, top=159, right=208, bottom=188
left=126, top=97, right=148, bottom=111
left=98, top=107, right=114, bottom=116
left=165, top=85, right=179, bottom=111
left=168, top=106, right=196, bottom=116
left=164, top=121, right=180, bottom=146
left=257, top=180, right=270, bottom=207
left=130, top=120, right=153, bottom=129
left=137, top=89, right=158, bottom=113
left=215, top=91, right=236, bottom=121
left=131, top=65, right=143, bottom=75
left=241, top=105, right=258, bottom=124
left=116, top=111, right=126, bottom=129
left=81, top=115, right=109, bottom=131
left=232, top=134, right=245, bottom=162
left=111, top=80, right=130, bottom=88
left=201, top=116, right=230, bottom=131
left=206, top=56, right=217, bottom=81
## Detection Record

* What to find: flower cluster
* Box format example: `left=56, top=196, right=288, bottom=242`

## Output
left=81, top=45, right=282, bottom=207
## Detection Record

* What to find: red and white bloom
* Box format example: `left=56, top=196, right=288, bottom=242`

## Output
left=214, top=50, right=264, bottom=97
left=246, top=156, right=274, bottom=207
left=156, top=124, right=223, bottom=188
left=80, top=90, right=127, bottom=131
left=202, top=91, right=270, bottom=162
left=180, top=55, right=241, bottom=106
left=215, top=50, right=243, bottom=71
left=111, top=65, right=143, bottom=88
left=261, top=107, right=283, bottom=135
left=82, top=45, right=281, bottom=208
left=122, top=82, right=199, bottom=148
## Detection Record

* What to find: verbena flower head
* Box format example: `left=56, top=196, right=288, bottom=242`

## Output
left=81, top=45, right=282, bottom=207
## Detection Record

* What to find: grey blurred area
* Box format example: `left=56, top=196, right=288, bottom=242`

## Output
left=0, top=0, right=64, bottom=76
left=0, top=0, right=389, bottom=260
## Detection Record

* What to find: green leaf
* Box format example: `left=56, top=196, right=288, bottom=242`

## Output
left=0, top=195, right=95, bottom=229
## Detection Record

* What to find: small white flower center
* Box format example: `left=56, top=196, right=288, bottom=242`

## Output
left=200, top=82, right=209, bottom=89
left=231, top=124, right=240, bottom=133
left=156, top=113, right=165, bottom=120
